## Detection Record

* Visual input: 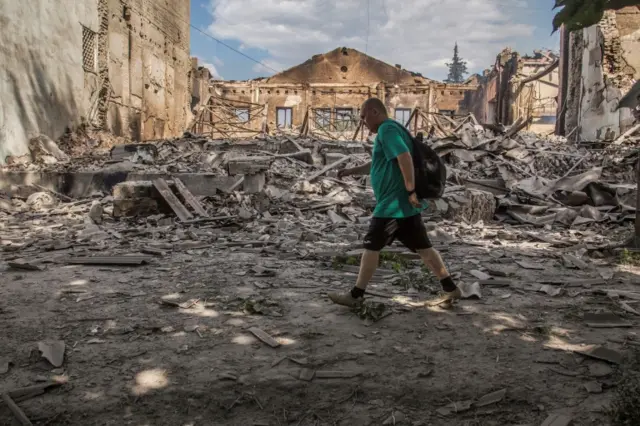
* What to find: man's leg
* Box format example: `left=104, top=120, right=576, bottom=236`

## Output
left=396, top=215, right=461, bottom=305
left=328, top=218, right=395, bottom=307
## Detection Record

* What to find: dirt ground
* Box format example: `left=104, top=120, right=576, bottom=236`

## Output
left=1, top=214, right=640, bottom=426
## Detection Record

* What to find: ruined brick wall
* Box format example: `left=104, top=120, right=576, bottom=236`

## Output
left=208, top=80, right=473, bottom=137
left=104, top=0, right=191, bottom=141
left=266, top=47, right=428, bottom=86
left=564, top=7, right=639, bottom=141
left=204, top=47, right=477, bottom=137
left=0, top=0, right=100, bottom=161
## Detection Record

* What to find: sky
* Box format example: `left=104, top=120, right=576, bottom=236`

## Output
left=190, top=0, right=560, bottom=82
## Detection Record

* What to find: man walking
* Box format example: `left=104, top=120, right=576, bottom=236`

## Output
left=328, top=98, right=460, bottom=308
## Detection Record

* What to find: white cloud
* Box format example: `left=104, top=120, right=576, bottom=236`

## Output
left=252, top=58, right=285, bottom=75
left=201, top=61, right=223, bottom=80
left=212, top=56, right=224, bottom=67
left=207, top=0, right=545, bottom=81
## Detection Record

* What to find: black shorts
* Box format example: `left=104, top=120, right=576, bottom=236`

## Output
left=363, top=214, right=433, bottom=252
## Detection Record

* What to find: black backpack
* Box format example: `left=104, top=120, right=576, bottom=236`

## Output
left=394, top=123, right=447, bottom=200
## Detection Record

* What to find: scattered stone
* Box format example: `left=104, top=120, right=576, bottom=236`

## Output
left=89, top=201, right=104, bottom=224
left=248, top=327, right=280, bottom=348
left=583, top=312, right=632, bottom=328
left=26, top=192, right=57, bottom=210
left=458, top=281, right=482, bottom=299
left=540, top=413, right=572, bottom=426
left=8, top=260, right=42, bottom=271
left=588, top=363, right=614, bottom=378
left=38, top=341, right=65, bottom=368
left=383, top=411, right=407, bottom=425
left=469, top=269, right=491, bottom=280
left=574, top=345, right=624, bottom=365
left=474, top=388, right=506, bottom=407
left=435, top=400, right=473, bottom=416
left=515, top=260, right=545, bottom=270
left=444, top=189, right=495, bottom=223
left=29, top=134, right=69, bottom=164
left=298, top=368, right=315, bottom=381
left=315, top=370, right=360, bottom=379
left=584, top=381, right=603, bottom=394
left=0, top=358, right=10, bottom=374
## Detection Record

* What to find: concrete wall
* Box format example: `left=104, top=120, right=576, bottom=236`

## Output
left=192, top=48, right=477, bottom=138
left=0, top=0, right=99, bottom=161
left=106, top=0, right=191, bottom=141
left=0, top=0, right=191, bottom=163
left=563, top=7, right=639, bottom=140
left=203, top=80, right=475, bottom=138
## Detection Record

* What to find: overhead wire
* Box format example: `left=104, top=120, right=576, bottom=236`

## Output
left=152, top=0, right=363, bottom=105
left=150, top=0, right=423, bottom=129
left=365, top=0, right=370, bottom=53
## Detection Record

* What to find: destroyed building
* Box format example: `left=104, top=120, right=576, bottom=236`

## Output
left=190, top=48, right=477, bottom=140
left=557, top=6, right=640, bottom=141
left=0, top=0, right=192, bottom=162
left=468, top=48, right=559, bottom=133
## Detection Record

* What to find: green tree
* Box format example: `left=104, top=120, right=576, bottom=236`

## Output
left=552, top=0, right=639, bottom=32
left=445, top=43, right=468, bottom=84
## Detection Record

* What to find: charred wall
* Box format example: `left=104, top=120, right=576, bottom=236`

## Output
left=562, top=7, right=639, bottom=140
left=0, top=0, right=99, bottom=162
left=104, top=0, right=191, bottom=141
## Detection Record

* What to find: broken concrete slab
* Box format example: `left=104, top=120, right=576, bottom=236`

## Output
left=153, top=178, right=193, bottom=221
left=174, top=178, right=207, bottom=217
left=38, top=341, right=65, bottom=368
left=574, top=345, right=624, bottom=365
left=110, top=143, right=158, bottom=163
left=583, top=312, right=632, bottom=328
left=243, top=173, right=266, bottom=194
left=113, top=198, right=159, bottom=218
left=63, top=256, right=151, bottom=266
left=584, top=381, right=603, bottom=394
left=459, top=282, right=482, bottom=299
left=228, top=159, right=271, bottom=176
left=248, top=327, right=280, bottom=348
left=314, top=370, right=361, bottom=379
left=8, top=261, right=42, bottom=271
left=474, top=388, right=506, bottom=407
left=588, top=363, right=613, bottom=377
left=444, top=189, right=495, bottom=223
left=540, top=413, right=572, bottom=426
left=88, top=200, right=103, bottom=224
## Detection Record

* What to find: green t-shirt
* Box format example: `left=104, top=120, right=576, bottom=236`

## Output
left=370, top=119, right=427, bottom=218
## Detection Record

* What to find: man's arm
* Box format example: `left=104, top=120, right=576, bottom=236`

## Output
left=339, top=161, right=371, bottom=177
left=395, top=152, right=415, bottom=192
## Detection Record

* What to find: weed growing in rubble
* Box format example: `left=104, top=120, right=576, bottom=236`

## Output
left=352, top=300, right=387, bottom=321
left=607, top=350, right=640, bottom=426
left=619, top=249, right=640, bottom=267
left=331, top=255, right=359, bottom=269
left=379, top=252, right=410, bottom=272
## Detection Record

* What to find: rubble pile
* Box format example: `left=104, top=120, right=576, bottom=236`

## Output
left=428, top=116, right=639, bottom=228
left=1, top=114, right=638, bottom=239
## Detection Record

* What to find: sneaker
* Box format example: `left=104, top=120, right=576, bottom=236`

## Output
left=328, top=291, right=362, bottom=307
left=426, top=287, right=462, bottom=308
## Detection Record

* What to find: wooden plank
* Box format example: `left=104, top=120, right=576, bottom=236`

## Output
left=2, top=393, right=33, bottom=426
left=8, top=383, right=63, bottom=401
left=64, top=256, right=151, bottom=266
left=152, top=178, right=193, bottom=221
left=248, top=327, right=280, bottom=348
left=173, top=178, right=208, bottom=217
left=540, top=413, right=572, bottom=426
left=613, top=123, right=640, bottom=145
left=306, top=155, right=352, bottom=182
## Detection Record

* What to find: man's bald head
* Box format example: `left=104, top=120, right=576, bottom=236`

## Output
left=361, top=98, right=388, bottom=116
left=360, top=97, right=388, bottom=133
